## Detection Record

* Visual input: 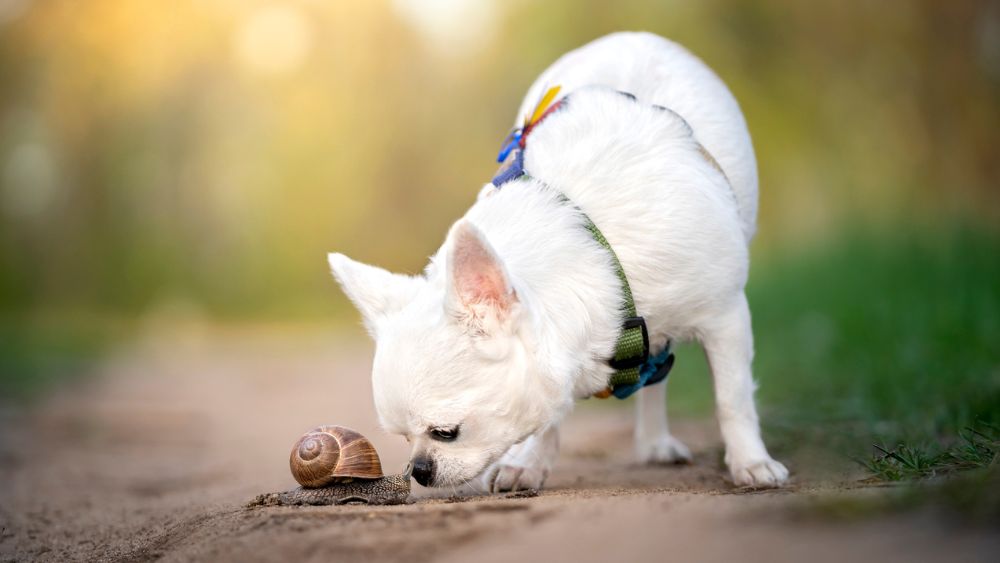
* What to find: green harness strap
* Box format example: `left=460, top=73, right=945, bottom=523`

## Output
left=492, top=87, right=650, bottom=396
left=572, top=201, right=649, bottom=390
left=554, top=192, right=650, bottom=392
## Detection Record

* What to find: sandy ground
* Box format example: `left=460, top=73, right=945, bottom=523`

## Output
left=1, top=329, right=997, bottom=562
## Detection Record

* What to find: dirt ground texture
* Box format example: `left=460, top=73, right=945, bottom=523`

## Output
left=1, top=329, right=997, bottom=562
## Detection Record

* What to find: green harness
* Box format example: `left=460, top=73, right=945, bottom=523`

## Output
left=574, top=198, right=651, bottom=395
left=491, top=87, right=663, bottom=399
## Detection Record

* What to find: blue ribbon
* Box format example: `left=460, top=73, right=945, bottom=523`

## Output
left=496, top=129, right=523, bottom=163
left=612, top=343, right=675, bottom=399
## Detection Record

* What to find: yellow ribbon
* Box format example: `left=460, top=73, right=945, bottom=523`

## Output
left=526, top=85, right=561, bottom=127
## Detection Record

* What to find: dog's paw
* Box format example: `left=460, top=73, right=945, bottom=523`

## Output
left=490, top=464, right=548, bottom=493
left=730, top=458, right=789, bottom=488
left=636, top=434, right=692, bottom=465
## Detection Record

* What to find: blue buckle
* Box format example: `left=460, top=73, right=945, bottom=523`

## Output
left=491, top=149, right=525, bottom=187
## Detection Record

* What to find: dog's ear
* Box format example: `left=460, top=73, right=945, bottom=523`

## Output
left=327, top=253, right=422, bottom=336
left=445, top=220, right=519, bottom=334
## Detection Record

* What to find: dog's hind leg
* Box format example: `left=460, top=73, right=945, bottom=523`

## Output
left=702, top=292, right=788, bottom=487
left=488, top=425, right=559, bottom=492
left=635, top=380, right=692, bottom=464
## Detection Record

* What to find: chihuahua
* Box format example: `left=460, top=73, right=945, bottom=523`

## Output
left=328, top=32, right=788, bottom=491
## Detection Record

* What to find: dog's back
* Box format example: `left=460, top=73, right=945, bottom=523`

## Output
left=515, top=31, right=758, bottom=240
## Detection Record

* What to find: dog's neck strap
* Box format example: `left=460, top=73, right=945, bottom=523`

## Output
left=489, top=86, right=674, bottom=399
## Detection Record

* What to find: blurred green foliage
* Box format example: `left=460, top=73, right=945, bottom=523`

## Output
left=752, top=226, right=1000, bottom=443
left=0, top=0, right=998, bottom=439
left=668, top=224, right=1000, bottom=465
left=0, top=314, right=119, bottom=398
left=0, top=0, right=997, bottom=321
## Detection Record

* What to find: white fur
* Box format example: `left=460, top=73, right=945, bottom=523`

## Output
left=329, top=32, right=787, bottom=489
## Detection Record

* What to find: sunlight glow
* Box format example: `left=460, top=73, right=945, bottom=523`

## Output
left=234, top=3, right=313, bottom=75
left=391, top=0, right=498, bottom=55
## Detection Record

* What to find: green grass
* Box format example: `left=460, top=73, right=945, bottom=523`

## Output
left=865, top=425, right=997, bottom=481
left=668, top=222, right=1000, bottom=481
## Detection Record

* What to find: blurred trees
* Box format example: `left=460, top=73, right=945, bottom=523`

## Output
left=0, top=0, right=996, bottom=321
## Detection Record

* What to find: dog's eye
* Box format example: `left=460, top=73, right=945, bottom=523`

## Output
left=429, top=427, right=459, bottom=442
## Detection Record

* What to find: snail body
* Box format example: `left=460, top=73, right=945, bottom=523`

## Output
left=249, top=473, right=411, bottom=507
left=249, top=425, right=411, bottom=507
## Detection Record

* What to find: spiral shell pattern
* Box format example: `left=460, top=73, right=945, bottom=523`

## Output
left=289, top=425, right=384, bottom=488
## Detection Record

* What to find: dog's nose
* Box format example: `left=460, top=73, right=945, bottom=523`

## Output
left=410, top=456, right=435, bottom=487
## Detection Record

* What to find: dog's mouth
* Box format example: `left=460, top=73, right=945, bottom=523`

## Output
left=430, top=455, right=504, bottom=489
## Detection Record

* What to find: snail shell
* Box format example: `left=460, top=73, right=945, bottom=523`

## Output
left=289, top=425, right=384, bottom=488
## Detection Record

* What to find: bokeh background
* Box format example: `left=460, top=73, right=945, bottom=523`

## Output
left=1, top=0, right=998, bottom=467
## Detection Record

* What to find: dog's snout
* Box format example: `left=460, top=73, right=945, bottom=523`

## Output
left=410, top=456, right=435, bottom=487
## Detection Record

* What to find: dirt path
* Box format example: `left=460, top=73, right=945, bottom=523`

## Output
left=1, top=329, right=997, bottom=562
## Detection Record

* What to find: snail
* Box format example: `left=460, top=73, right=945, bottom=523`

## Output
left=248, top=425, right=411, bottom=507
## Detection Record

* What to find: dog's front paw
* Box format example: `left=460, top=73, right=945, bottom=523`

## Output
left=730, top=458, right=789, bottom=488
left=636, top=434, right=692, bottom=465
left=490, top=464, right=548, bottom=493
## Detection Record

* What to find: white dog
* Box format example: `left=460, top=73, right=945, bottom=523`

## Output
left=328, top=32, right=788, bottom=491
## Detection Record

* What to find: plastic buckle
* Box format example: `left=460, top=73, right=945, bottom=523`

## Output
left=608, top=316, right=650, bottom=371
